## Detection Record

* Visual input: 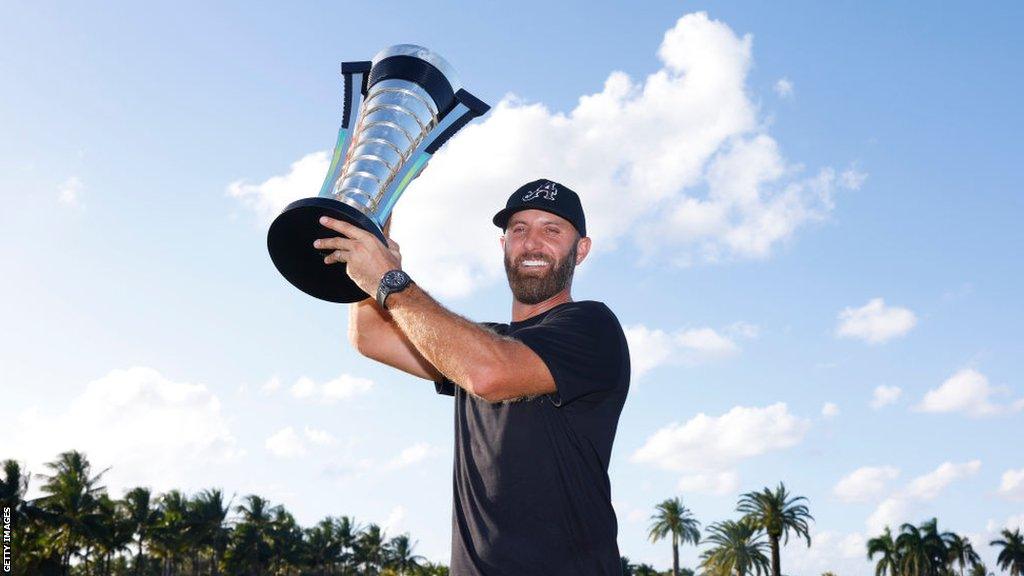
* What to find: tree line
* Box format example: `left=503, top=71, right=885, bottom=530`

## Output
left=4, top=450, right=1023, bottom=576
left=1, top=451, right=447, bottom=576
left=638, top=483, right=1023, bottom=576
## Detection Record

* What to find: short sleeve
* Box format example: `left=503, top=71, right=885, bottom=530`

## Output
left=435, top=378, right=456, bottom=396
left=512, top=302, right=628, bottom=407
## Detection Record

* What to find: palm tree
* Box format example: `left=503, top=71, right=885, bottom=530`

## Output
left=189, top=488, right=233, bottom=576
left=946, top=533, right=980, bottom=576
left=867, top=526, right=902, bottom=576
left=737, top=483, right=813, bottom=576
left=968, top=562, right=992, bottom=576
left=991, top=528, right=1024, bottom=576
left=385, top=533, right=425, bottom=574
left=32, top=450, right=110, bottom=575
left=90, top=493, right=134, bottom=576
left=649, top=497, right=701, bottom=576
left=151, top=489, right=191, bottom=575
left=225, top=494, right=279, bottom=576
left=355, top=523, right=387, bottom=575
left=122, top=487, right=162, bottom=576
left=700, top=519, right=771, bottom=576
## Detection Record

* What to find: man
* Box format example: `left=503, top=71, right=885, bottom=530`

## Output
left=315, top=178, right=631, bottom=575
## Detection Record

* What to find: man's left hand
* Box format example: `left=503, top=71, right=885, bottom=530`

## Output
left=314, top=216, right=402, bottom=296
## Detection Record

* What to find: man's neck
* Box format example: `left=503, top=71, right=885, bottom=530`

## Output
left=511, top=289, right=573, bottom=323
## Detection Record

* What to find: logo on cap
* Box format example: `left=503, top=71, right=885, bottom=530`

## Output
left=522, top=181, right=558, bottom=202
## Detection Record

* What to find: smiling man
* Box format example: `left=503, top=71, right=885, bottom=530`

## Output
left=316, top=178, right=631, bottom=575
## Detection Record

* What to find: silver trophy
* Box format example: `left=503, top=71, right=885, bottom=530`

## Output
left=267, top=45, right=490, bottom=303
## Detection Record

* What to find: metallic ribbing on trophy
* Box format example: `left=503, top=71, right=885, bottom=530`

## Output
left=332, top=80, right=439, bottom=214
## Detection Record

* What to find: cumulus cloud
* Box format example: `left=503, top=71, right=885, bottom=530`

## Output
left=58, top=176, right=84, bottom=207
left=786, top=530, right=866, bottom=576
left=916, top=368, right=1022, bottom=417
left=866, top=460, right=981, bottom=534
left=677, top=471, right=740, bottom=496
left=998, top=468, right=1024, bottom=501
left=10, top=367, right=240, bottom=495
left=228, top=12, right=862, bottom=297
left=821, top=402, right=840, bottom=418
left=774, top=78, right=794, bottom=98
left=631, top=403, right=810, bottom=494
left=266, top=426, right=339, bottom=458
left=836, top=298, right=917, bottom=344
left=834, top=466, right=900, bottom=503
left=263, top=374, right=375, bottom=403
left=385, top=441, right=441, bottom=471
left=623, top=322, right=752, bottom=378
left=871, top=385, right=903, bottom=409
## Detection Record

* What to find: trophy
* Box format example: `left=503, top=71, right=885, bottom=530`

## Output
left=267, top=45, right=490, bottom=303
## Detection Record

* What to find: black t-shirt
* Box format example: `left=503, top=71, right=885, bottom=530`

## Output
left=435, top=300, right=631, bottom=575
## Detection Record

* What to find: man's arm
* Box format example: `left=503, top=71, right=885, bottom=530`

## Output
left=314, top=216, right=555, bottom=403
left=348, top=297, right=444, bottom=382
left=383, top=284, right=556, bottom=403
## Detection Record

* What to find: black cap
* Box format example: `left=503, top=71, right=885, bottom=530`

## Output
left=492, top=178, right=587, bottom=237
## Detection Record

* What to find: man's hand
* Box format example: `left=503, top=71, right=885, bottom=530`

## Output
left=314, top=216, right=402, bottom=296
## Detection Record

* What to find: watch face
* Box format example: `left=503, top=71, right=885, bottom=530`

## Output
left=383, top=270, right=407, bottom=289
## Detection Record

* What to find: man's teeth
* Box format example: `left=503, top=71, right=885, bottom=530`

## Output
left=522, top=260, right=548, bottom=267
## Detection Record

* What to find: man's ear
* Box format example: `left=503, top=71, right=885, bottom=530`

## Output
left=500, top=235, right=506, bottom=250
left=575, top=236, right=592, bottom=265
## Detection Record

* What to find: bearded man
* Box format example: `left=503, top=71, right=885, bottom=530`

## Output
left=315, top=178, right=631, bottom=575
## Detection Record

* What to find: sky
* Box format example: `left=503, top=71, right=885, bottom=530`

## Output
left=2, top=1, right=1023, bottom=573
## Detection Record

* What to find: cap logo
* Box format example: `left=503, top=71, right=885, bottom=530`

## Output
left=522, top=181, right=558, bottom=202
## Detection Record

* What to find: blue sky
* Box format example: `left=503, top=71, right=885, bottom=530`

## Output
left=2, top=1, right=1022, bottom=573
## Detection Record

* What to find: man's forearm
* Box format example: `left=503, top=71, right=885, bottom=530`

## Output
left=385, top=284, right=511, bottom=396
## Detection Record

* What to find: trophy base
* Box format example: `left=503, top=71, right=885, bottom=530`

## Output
left=267, top=197, right=387, bottom=303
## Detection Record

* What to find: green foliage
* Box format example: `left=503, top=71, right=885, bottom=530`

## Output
left=737, top=482, right=813, bottom=576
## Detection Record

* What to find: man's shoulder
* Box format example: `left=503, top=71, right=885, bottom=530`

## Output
left=549, top=300, right=621, bottom=324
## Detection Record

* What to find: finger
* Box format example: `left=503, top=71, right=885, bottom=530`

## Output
left=313, top=237, right=356, bottom=252
left=382, top=215, right=393, bottom=236
left=387, top=238, right=400, bottom=251
left=319, top=216, right=372, bottom=241
left=324, top=249, right=350, bottom=265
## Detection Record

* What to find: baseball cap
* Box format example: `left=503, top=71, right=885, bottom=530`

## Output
left=491, top=178, right=587, bottom=237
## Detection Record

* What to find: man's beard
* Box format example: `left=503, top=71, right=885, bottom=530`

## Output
left=504, top=242, right=578, bottom=305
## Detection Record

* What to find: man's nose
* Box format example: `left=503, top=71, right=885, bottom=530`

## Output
left=523, top=227, right=543, bottom=250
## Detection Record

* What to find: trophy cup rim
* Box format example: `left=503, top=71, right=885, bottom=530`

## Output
left=371, top=44, right=463, bottom=94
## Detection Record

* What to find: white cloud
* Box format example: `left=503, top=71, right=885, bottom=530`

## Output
left=266, top=426, right=338, bottom=458
left=836, top=298, right=917, bottom=344
left=916, top=368, right=1022, bottom=417
left=321, top=374, right=375, bottom=402
left=866, top=460, right=981, bottom=533
left=290, top=377, right=317, bottom=399
left=385, top=442, right=440, bottom=470
left=10, top=367, right=240, bottom=495
left=631, top=403, right=810, bottom=494
left=229, top=12, right=861, bottom=297
left=260, top=376, right=282, bottom=395
left=998, top=468, right=1024, bottom=501
left=905, top=460, right=981, bottom=499
left=871, top=385, right=903, bottom=409
left=677, top=471, right=740, bottom=496
left=623, top=323, right=745, bottom=378
left=276, top=374, right=375, bottom=403
left=833, top=466, right=900, bottom=503
left=227, top=151, right=329, bottom=223
left=303, top=426, right=337, bottom=446
left=786, top=530, right=867, bottom=576
left=821, top=402, right=840, bottom=418
left=266, top=427, right=307, bottom=458
left=382, top=505, right=406, bottom=536
left=774, top=78, right=794, bottom=98
left=58, top=176, right=84, bottom=206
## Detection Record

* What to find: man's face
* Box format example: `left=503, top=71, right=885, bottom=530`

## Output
left=501, top=209, right=583, bottom=305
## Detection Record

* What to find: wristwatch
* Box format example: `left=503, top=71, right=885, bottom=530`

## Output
left=376, top=269, right=413, bottom=310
